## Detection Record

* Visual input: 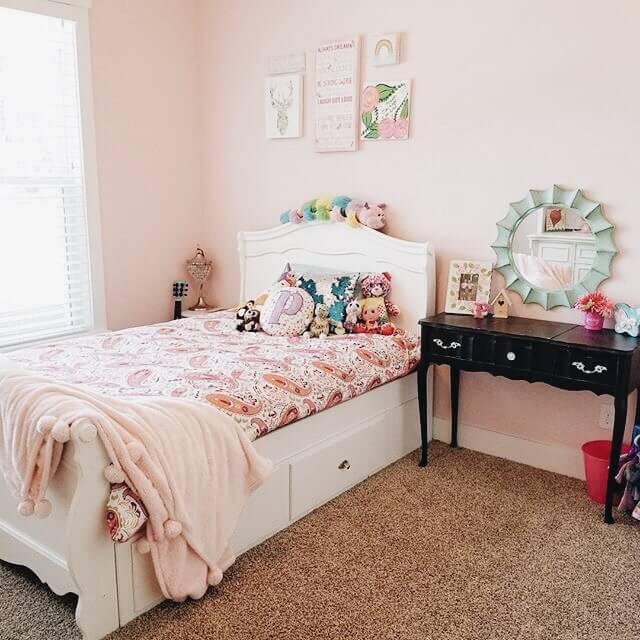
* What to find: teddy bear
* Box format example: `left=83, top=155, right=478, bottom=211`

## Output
left=344, top=300, right=361, bottom=332
left=236, top=300, right=261, bottom=332
left=360, top=272, right=400, bottom=317
left=304, top=303, right=330, bottom=338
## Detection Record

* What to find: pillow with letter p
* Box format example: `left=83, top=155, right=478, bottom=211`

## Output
left=260, top=287, right=314, bottom=336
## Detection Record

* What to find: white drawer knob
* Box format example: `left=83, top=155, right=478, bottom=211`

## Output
left=338, top=460, right=351, bottom=470
left=506, top=351, right=516, bottom=361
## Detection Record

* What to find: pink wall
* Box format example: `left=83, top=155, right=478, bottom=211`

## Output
left=90, top=0, right=203, bottom=329
left=199, top=0, right=640, bottom=450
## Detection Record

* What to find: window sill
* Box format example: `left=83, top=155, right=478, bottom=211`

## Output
left=0, top=325, right=108, bottom=354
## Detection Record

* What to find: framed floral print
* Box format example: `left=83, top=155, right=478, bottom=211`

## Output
left=445, top=260, right=493, bottom=315
left=360, top=80, right=410, bottom=140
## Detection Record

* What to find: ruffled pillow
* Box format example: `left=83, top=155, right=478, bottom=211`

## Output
left=106, top=483, right=148, bottom=543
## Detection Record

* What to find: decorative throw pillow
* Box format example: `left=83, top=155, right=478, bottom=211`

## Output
left=106, top=483, right=148, bottom=543
left=260, top=286, right=315, bottom=336
left=296, top=272, right=358, bottom=325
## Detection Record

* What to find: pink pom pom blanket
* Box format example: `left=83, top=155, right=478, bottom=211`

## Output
left=0, top=361, right=272, bottom=601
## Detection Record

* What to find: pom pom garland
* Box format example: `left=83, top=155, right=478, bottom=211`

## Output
left=34, top=499, right=52, bottom=518
left=207, top=567, right=223, bottom=586
left=51, top=421, right=71, bottom=443
left=18, top=500, right=35, bottom=517
left=36, top=416, right=57, bottom=436
left=164, top=519, right=183, bottom=539
left=104, top=464, right=126, bottom=484
left=136, top=539, right=151, bottom=555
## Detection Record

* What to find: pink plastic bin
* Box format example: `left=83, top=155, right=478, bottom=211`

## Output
left=582, top=440, right=630, bottom=504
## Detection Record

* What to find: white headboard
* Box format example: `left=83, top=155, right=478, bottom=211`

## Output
left=238, top=222, right=435, bottom=330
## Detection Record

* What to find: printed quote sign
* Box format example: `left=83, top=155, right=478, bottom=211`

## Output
left=315, top=36, right=360, bottom=152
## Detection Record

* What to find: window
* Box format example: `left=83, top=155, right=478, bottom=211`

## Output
left=0, top=0, right=104, bottom=349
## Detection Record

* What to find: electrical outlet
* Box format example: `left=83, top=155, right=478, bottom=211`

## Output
left=599, top=403, right=614, bottom=430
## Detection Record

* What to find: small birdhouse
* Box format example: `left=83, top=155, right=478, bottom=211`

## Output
left=491, top=289, right=513, bottom=319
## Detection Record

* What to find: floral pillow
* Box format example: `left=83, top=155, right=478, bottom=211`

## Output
left=295, top=272, right=358, bottom=326
left=106, top=483, right=148, bottom=543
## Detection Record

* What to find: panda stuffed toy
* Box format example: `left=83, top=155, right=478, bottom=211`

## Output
left=236, top=300, right=261, bottom=332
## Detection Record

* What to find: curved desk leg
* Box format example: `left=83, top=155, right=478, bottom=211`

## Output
left=450, top=366, right=460, bottom=448
left=604, top=391, right=628, bottom=524
left=418, top=361, right=429, bottom=467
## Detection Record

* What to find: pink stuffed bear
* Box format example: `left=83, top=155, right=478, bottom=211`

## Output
left=360, top=272, right=400, bottom=317
left=345, top=199, right=387, bottom=230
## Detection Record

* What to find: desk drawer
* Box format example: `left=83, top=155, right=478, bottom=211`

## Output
left=564, top=349, right=618, bottom=386
left=473, top=335, right=536, bottom=370
left=429, top=329, right=464, bottom=357
left=494, top=337, right=532, bottom=369
left=290, top=425, right=369, bottom=521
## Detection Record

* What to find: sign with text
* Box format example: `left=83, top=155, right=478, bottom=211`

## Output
left=314, top=36, right=360, bottom=152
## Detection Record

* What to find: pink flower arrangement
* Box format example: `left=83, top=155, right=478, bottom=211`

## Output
left=473, top=302, right=491, bottom=319
left=574, top=292, right=614, bottom=318
left=361, top=86, right=380, bottom=112
left=379, top=117, right=409, bottom=140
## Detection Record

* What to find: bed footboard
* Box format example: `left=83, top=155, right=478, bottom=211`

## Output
left=0, top=419, right=120, bottom=640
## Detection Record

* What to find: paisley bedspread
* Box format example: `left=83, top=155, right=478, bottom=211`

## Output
left=9, top=311, right=420, bottom=442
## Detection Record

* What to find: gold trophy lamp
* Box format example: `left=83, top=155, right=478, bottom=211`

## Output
left=185, top=247, right=214, bottom=311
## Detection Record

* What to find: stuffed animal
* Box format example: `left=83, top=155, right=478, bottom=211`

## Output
left=236, top=300, right=261, bottom=332
left=280, top=195, right=387, bottom=231
left=305, top=303, right=331, bottom=338
left=345, top=200, right=387, bottom=230
left=330, top=319, right=346, bottom=336
left=354, top=297, right=395, bottom=335
left=344, top=300, right=361, bottom=332
left=360, top=272, right=400, bottom=317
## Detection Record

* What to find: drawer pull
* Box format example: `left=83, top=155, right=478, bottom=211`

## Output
left=338, top=460, right=351, bottom=470
left=433, top=338, right=461, bottom=350
left=506, top=351, right=516, bottom=361
left=572, top=361, right=607, bottom=375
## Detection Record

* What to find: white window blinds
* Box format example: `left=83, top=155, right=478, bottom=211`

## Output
left=0, top=5, right=95, bottom=348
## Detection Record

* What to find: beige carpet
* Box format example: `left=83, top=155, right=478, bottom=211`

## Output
left=2, top=442, right=639, bottom=640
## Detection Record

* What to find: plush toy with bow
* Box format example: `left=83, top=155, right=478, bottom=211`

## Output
left=360, top=272, right=400, bottom=317
left=236, top=300, right=261, bottom=332
left=279, top=195, right=387, bottom=231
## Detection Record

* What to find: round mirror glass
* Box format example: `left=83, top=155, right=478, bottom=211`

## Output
left=510, top=206, right=596, bottom=291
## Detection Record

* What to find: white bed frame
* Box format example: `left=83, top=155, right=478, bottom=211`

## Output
left=0, top=222, right=435, bottom=639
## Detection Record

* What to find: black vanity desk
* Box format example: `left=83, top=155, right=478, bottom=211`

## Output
left=417, top=313, right=640, bottom=524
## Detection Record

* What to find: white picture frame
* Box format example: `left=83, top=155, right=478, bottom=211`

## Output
left=268, top=52, right=306, bottom=75
left=265, top=73, right=303, bottom=139
left=314, top=36, right=360, bottom=152
left=370, top=32, right=400, bottom=66
left=445, top=260, right=493, bottom=315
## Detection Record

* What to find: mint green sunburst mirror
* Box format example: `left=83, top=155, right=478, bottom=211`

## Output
left=492, top=186, right=616, bottom=310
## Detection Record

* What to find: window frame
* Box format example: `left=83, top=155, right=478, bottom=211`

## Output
left=0, top=0, right=106, bottom=351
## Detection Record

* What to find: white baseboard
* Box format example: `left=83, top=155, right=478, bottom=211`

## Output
left=433, top=417, right=585, bottom=480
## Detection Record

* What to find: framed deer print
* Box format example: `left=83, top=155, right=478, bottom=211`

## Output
left=265, top=73, right=303, bottom=139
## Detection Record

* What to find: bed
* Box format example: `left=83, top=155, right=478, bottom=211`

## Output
left=0, top=221, right=435, bottom=639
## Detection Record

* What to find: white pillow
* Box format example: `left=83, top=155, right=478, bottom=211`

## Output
left=260, top=287, right=315, bottom=337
